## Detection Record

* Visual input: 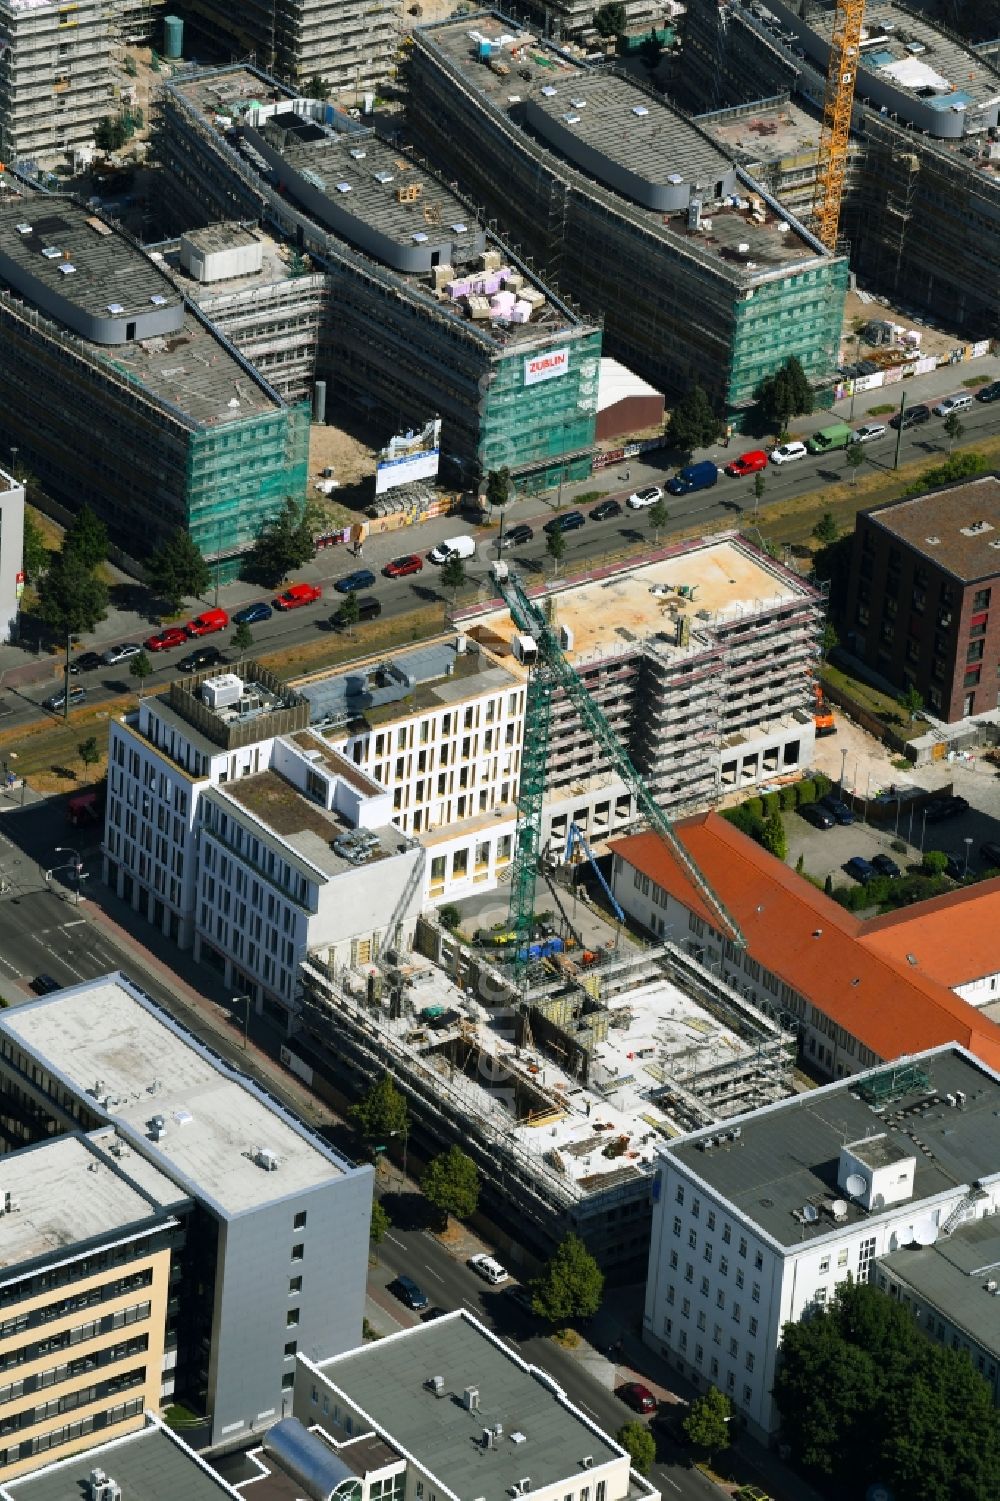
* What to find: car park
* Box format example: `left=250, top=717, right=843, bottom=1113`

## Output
left=334, top=568, right=377, bottom=593
left=68, top=651, right=103, bottom=674
left=853, top=424, right=886, bottom=444
left=889, top=404, right=931, bottom=430
left=232, top=601, right=273, bottom=625
left=390, top=1275, right=429, bottom=1311
left=821, top=795, right=854, bottom=825
left=274, top=582, right=322, bottom=610
left=933, top=393, right=973, bottom=417
left=800, top=803, right=835, bottom=830
left=43, top=685, right=87, bottom=712
left=769, top=441, right=808, bottom=465
left=468, top=1253, right=509, bottom=1285
left=177, top=645, right=224, bottom=673
left=331, top=596, right=381, bottom=629
left=871, top=853, right=901, bottom=879
left=975, top=381, right=1000, bottom=404
left=845, top=856, right=876, bottom=885
left=589, top=498, right=622, bottom=521
left=101, top=642, right=142, bottom=666
left=618, top=1382, right=657, bottom=1415
left=384, top=554, right=424, bottom=578
left=499, top=523, right=534, bottom=549
left=627, top=485, right=663, bottom=509
left=924, top=795, right=969, bottom=823
left=724, top=450, right=768, bottom=477
left=145, top=627, right=187, bottom=652
left=543, top=510, right=586, bottom=534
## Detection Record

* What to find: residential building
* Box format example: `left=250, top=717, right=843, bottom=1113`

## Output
left=0, top=193, right=307, bottom=572
left=156, top=68, right=601, bottom=492
left=298, top=1308, right=660, bottom=1501
left=0, top=973, right=372, bottom=1445
left=0, top=1134, right=180, bottom=1482
left=0, top=468, right=23, bottom=644
left=104, top=664, right=424, bottom=1025
left=407, top=15, right=848, bottom=423
left=180, top=0, right=396, bottom=96
left=609, top=815, right=1000, bottom=1078
left=844, top=475, right=1000, bottom=721
left=644, top=1045, right=1000, bottom=1437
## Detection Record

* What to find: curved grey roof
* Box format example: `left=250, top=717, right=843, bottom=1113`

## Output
left=263, top=1418, right=360, bottom=1501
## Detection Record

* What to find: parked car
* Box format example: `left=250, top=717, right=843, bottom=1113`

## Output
left=504, top=1283, right=536, bottom=1315
left=101, top=642, right=142, bottom=666
left=499, top=523, right=534, bottom=549
left=981, top=842, right=1000, bottom=870
left=889, top=404, right=931, bottom=430
left=68, top=651, right=103, bottom=674
left=924, top=795, right=969, bottom=823
left=724, top=450, right=769, bottom=477
left=30, top=974, right=61, bottom=995
left=331, top=596, right=382, bottom=629
left=334, top=568, right=377, bottom=594
left=799, top=803, right=835, bottom=830
left=871, top=853, right=901, bottom=879
left=43, top=685, right=87, bottom=712
left=975, top=380, right=1000, bottom=404
left=617, top=1382, right=658, bottom=1415
left=821, top=795, right=854, bottom=825
left=421, top=1306, right=449, bottom=1322
left=145, top=627, right=187, bottom=653
left=273, top=582, right=322, bottom=610
left=232, top=601, right=273, bottom=625
left=627, top=485, right=664, bottom=508
left=845, top=856, right=876, bottom=885
left=853, top=424, right=886, bottom=444
left=177, top=645, right=224, bottom=673
left=933, top=393, right=973, bottom=418
left=186, top=607, right=229, bottom=637
left=543, top=510, right=585, bottom=534
left=384, top=553, right=424, bottom=579
left=429, top=534, right=477, bottom=563
left=390, top=1275, right=429, bottom=1311
left=769, top=441, right=808, bottom=465
left=468, top=1253, right=509, bottom=1285
left=589, top=498, right=622, bottom=521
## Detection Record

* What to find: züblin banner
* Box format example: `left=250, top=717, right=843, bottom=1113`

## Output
left=524, top=347, right=570, bottom=387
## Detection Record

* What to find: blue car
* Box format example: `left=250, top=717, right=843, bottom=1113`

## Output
left=233, top=601, right=273, bottom=625
left=822, top=795, right=854, bottom=826
left=335, top=568, right=377, bottom=594
left=845, top=856, right=876, bottom=885
left=391, top=1275, right=428, bottom=1311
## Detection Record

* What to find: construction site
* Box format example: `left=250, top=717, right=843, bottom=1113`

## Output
left=406, top=13, right=848, bottom=421
left=155, top=65, right=602, bottom=489
left=0, top=191, right=308, bottom=566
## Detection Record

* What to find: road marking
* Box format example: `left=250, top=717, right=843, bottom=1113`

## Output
left=462, top=1297, right=478, bottom=1311
left=661, top=1478, right=681, bottom=1493
left=62, top=920, right=87, bottom=929
left=422, top=1263, right=444, bottom=1283
left=0, top=954, right=17, bottom=976
left=577, top=1402, right=601, bottom=1420
left=385, top=1234, right=406, bottom=1249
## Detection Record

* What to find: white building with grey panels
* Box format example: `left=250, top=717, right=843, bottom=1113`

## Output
left=645, top=1046, right=1000, bottom=1438
left=0, top=974, right=372, bottom=1448
left=0, top=1416, right=242, bottom=1501
left=0, top=466, right=22, bottom=644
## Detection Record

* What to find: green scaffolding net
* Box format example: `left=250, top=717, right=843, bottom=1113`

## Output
left=186, top=400, right=310, bottom=563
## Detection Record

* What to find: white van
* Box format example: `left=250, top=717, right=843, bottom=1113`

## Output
left=933, top=393, right=973, bottom=417
left=429, top=534, right=476, bottom=564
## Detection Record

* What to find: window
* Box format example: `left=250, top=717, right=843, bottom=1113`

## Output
left=697, top=1311, right=706, bottom=1331
left=284, top=1341, right=297, bottom=1358
left=736, top=1269, right=744, bottom=1290
left=739, top=1237, right=747, bottom=1258
left=666, top=1286, right=675, bottom=1306
left=675, top=1186, right=684, bottom=1205
left=716, top=1290, right=725, bottom=1309
left=704, top=1243, right=713, bottom=1263
left=291, top=1244, right=304, bottom=1262
left=819, top=1257, right=830, bottom=1274
left=719, top=1257, right=728, bottom=1277
left=673, top=1217, right=682, bottom=1237
left=289, top=1277, right=302, bottom=1295
left=287, top=1310, right=300, bottom=1327
left=749, top=1317, right=758, bottom=1337
left=974, top=588, right=992, bottom=611
left=968, top=639, right=985, bottom=662
left=707, top=1211, right=716, bottom=1231
left=745, top=1352, right=754, bottom=1371
left=682, top=1298, right=691, bottom=1317
left=669, top=1251, right=678, bottom=1270
left=754, top=1251, right=763, bottom=1271
left=692, top=1198, right=700, bottom=1219
left=752, top=1283, right=760, bottom=1304
left=293, top=1212, right=307, bottom=1230
left=282, top=1373, right=295, bottom=1391
left=837, top=1249, right=849, bottom=1268
left=732, top=1303, right=741, bottom=1324
left=684, top=1264, right=693, bottom=1283
left=688, top=1230, right=697, bottom=1249
left=701, top=1277, right=710, bottom=1297
left=723, top=1224, right=731, bottom=1245
left=729, top=1337, right=739, bottom=1357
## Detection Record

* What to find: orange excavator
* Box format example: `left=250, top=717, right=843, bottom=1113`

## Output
left=813, top=681, right=836, bottom=737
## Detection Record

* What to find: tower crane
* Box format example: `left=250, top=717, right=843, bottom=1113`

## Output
left=491, top=564, right=746, bottom=978
left=812, top=0, right=866, bottom=251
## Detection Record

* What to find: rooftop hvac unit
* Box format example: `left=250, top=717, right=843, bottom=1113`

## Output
left=201, top=673, right=243, bottom=710
left=427, top=1375, right=446, bottom=1396
left=513, top=634, right=537, bottom=665
left=255, top=1147, right=279, bottom=1171
left=89, top=1470, right=122, bottom=1501
left=464, top=1385, right=480, bottom=1411
left=149, top=1115, right=167, bottom=1141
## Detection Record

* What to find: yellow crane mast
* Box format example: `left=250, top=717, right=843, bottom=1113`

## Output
left=812, top=0, right=866, bottom=251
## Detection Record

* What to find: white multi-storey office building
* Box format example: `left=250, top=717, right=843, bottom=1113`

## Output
left=644, top=1046, right=1000, bottom=1439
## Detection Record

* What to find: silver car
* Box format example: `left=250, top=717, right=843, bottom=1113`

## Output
left=853, top=423, right=886, bottom=444
left=101, top=642, right=143, bottom=666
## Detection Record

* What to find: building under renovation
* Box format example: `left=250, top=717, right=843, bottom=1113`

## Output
left=407, top=13, right=848, bottom=422
left=156, top=66, right=601, bottom=489
left=0, top=192, right=307, bottom=566
left=180, top=0, right=397, bottom=95
left=298, top=925, right=793, bottom=1270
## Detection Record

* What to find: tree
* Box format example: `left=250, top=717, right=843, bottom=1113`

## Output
left=845, top=440, right=865, bottom=485
left=94, top=115, right=128, bottom=152
left=37, top=548, right=108, bottom=717
left=903, top=450, right=986, bottom=497
left=422, top=1145, right=479, bottom=1227
left=752, top=469, right=766, bottom=519
left=899, top=684, right=923, bottom=723
left=486, top=466, right=512, bottom=548
left=370, top=1199, right=392, bottom=1246
left=232, top=620, right=254, bottom=658
left=64, top=505, right=108, bottom=572
left=756, top=355, right=814, bottom=433
left=78, top=735, right=100, bottom=772
left=350, top=1074, right=408, bottom=1146
left=668, top=383, right=718, bottom=455
left=147, top=528, right=211, bottom=613
left=305, top=74, right=332, bottom=97
left=439, top=903, right=461, bottom=930
left=440, top=553, right=466, bottom=606
left=943, top=412, right=965, bottom=452
left=129, top=650, right=153, bottom=697
left=21, top=510, right=49, bottom=583
left=248, top=498, right=315, bottom=588
left=760, top=811, right=787, bottom=861
left=821, top=622, right=839, bottom=659
left=593, top=1, right=626, bottom=35
left=923, top=849, right=949, bottom=875
left=648, top=498, right=669, bottom=544
left=546, top=524, right=566, bottom=578
left=813, top=511, right=838, bottom=544
left=682, top=1387, right=732, bottom=1462
left=531, top=1233, right=604, bottom=1323
left=616, top=1422, right=656, bottom=1475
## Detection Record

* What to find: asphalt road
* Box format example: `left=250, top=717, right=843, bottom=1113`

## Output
left=3, top=401, right=997, bottom=737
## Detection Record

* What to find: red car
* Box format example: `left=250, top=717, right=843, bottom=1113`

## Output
left=186, top=607, right=229, bottom=637
left=724, top=449, right=769, bottom=478
left=618, top=1382, right=658, bottom=1414
left=273, top=582, right=322, bottom=610
left=145, top=626, right=188, bottom=652
left=384, top=553, right=424, bottom=579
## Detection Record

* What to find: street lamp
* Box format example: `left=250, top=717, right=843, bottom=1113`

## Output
left=232, top=995, right=251, bottom=1050
left=840, top=746, right=848, bottom=793
left=52, top=845, right=86, bottom=903
left=963, top=837, right=974, bottom=879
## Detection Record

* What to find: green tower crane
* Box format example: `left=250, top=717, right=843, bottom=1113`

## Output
left=493, top=564, right=745, bottom=976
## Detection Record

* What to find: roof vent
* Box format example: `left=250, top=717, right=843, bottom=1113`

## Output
left=541, top=85, right=557, bottom=96
left=464, top=1386, right=480, bottom=1411
left=349, top=148, right=367, bottom=159
left=426, top=1375, right=446, bottom=1396
left=58, top=261, right=77, bottom=275
left=925, top=535, right=941, bottom=545
left=581, top=1457, right=594, bottom=1469
left=632, top=105, right=649, bottom=116
left=512, top=1432, right=527, bottom=1444
left=41, top=245, right=62, bottom=259
left=106, top=302, right=125, bottom=314
left=961, top=520, right=993, bottom=536
left=150, top=294, right=168, bottom=306
left=89, top=1470, right=122, bottom=1501
left=14, top=222, right=32, bottom=235
left=254, top=1146, right=279, bottom=1171
left=374, top=171, right=394, bottom=184
left=563, top=113, right=581, bottom=124
left=451, top=222, right=467, bottom=233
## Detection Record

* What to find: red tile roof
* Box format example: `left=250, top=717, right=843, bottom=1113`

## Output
left=610, top=816, right=1000, bottom=1073
left=861, top=879, right=1000, bottom=989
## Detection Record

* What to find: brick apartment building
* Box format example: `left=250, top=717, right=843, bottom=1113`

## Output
left=844, top=475, right=1000, bottom=722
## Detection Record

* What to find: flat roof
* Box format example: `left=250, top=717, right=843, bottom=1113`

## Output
left=665, top=1046, right=1000, bottom=1247
left=878, top=1215, right=1000, bottom=1357
left=317, top=1311, right=622, bottom=1501
left=0, top=1135, right=172, bottom=1276
left=696, top=98, right=823, bottom=165
left=864, top=476, right=1000, bottom=581
left=842, top=0, right=1000, bottom=114
left=0, top=1419, right=241, bottom=1501
left=0, top=976, right=351, bottom=1218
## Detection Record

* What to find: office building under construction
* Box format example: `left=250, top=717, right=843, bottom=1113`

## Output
left=407, top=13, right=848, bottom=422
left=157, top=66, right=601, bottom=489
left=0, top=192, right=307, bottom=566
